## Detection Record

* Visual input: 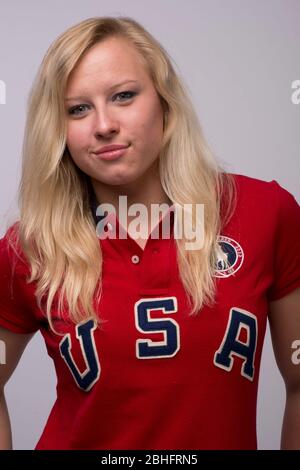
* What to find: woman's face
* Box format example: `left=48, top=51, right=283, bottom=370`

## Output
left=65, top=36, right=164, bottom=188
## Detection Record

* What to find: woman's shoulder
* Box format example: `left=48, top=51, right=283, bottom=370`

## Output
left=0, top=222, right=40, bottom=334
left=1, top=221, right=20, bottom=251
left=229, top=172, right=298, bottom=207
left=0, top=221, right=29, bottom=275
left=223, top=172, right=300, bottom=235
left=230, top=172, right=279, bottom=191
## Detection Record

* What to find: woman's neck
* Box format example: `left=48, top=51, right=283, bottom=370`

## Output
left=90, top=162, right=172, bottom=215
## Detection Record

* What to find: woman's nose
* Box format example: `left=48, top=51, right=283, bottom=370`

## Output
left=93, top=108, right=119, bottom=138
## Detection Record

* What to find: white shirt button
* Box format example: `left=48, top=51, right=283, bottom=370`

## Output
left=131, top=255, right=140, bottom=264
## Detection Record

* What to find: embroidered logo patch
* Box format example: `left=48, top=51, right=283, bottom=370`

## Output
left=215, top=236, right=244, bottom=278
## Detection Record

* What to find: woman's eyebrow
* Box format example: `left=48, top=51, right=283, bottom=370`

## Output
left=65, top=79, right=139, bottom=101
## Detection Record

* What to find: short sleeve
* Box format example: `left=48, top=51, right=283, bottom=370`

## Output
left=0, top=228, right=40, bottom=334
left=267, top=181, right=300, bottom=301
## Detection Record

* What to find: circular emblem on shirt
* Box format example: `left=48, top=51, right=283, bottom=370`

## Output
left=214, top=235, right=244, bottom=278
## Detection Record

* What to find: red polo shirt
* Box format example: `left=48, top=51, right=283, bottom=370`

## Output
left=0, top=174, right=300, bottom=449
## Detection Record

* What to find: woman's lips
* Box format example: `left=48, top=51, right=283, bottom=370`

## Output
left=94, top=146, right=129, bottom=161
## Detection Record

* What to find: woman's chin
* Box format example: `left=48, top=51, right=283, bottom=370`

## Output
left=92, top=172, right=139, bottom=188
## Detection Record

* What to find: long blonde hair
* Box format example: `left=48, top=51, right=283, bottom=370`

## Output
left=13, top=16, right=236, bottom=331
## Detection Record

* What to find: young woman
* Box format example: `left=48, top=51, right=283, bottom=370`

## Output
left=0, top=16, right=299, bottom=450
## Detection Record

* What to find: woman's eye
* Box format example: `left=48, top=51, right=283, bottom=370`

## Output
left=113, top=91, right=137, bottom=102
left=68, top=104, right=90, bottom=116
left=67, top=91, right=137, bottom=116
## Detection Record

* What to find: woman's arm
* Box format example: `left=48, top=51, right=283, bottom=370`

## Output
left=0, top=390, right=12, bottom=449
left=0, top=326, right=34, bottom=450
left=269, top=287, right=300, bottom=449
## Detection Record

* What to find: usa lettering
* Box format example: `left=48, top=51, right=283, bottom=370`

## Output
left=214, top=307, right=257, bottom=381
left=59, top=300, right=259, bottom=390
